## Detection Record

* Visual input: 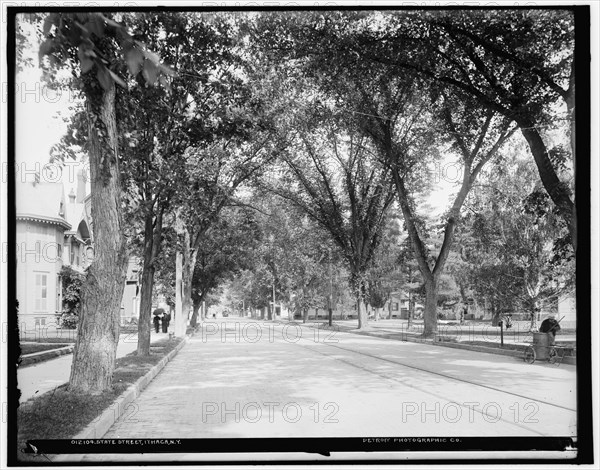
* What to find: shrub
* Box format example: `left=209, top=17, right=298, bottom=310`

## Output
left=56, top=266, right=85, bottom=329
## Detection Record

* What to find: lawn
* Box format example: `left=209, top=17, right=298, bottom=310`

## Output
left=20, top=344, right=71, bottom=355
left=18, top=335, right=77, bottom=344
left=16, top=336, right=185, bottom=462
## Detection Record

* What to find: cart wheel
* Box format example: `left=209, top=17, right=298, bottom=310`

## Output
left=524, top=347, right=536, bottom=364
left=548, top=347, right=558, bottom=364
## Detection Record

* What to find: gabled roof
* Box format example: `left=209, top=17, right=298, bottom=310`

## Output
left=64, top=202, right=86, bottom=232
left=16, top=181, right=71, bottom=230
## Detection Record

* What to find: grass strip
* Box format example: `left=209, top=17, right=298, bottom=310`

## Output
left=18, top=336, right=77, bottom=344
left=20, top=344, right=72, bottom=356
left=17, top=336, right=183, bottom=462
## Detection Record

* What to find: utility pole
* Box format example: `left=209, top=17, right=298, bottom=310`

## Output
left=272, top=274, right=276, bottom=322
left=328, top=248, right=333, bottom=327
left=270, top=233, right=277, bottom=322
left=175, top=250, right=183, bottom=337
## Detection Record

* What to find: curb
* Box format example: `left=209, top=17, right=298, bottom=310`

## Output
left=300, top=323, right=577, bottom=366
left=51, top=328, right=196, bottom=462
left=19, top=346, right=75, bottom=367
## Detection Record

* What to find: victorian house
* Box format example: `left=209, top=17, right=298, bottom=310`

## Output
left=16, top=169, right=141, bottom=330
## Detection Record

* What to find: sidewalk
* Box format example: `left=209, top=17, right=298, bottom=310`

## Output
left=17, top=331, right=169, bottom=403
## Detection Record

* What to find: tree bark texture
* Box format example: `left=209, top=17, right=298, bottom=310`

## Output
left=191, top=299, right=200, bottom=327
left=137, top=206, right=163, bottom=355
left=356, top=297, right=368, bottom=329
left=137, top=264, right=155, bottom=355
left=422, top=278, right=439, bottom=337
left=69, top=83, right=128, bottom=393
left=175, top=217, right=196, bottom=337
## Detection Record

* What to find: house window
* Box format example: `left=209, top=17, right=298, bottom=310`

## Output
left=85, top=246, right=94, bottom=262
left=392, top=302, right=399, bottom=311
left=35, top=273, right=48, bottom=311
left=56, top=274, right=62, bottom=312
left=41, top=318, right=46, bottom=326
left=70, top=243, right=80, bottom=266
left=35, top=317, right=41, bottom=327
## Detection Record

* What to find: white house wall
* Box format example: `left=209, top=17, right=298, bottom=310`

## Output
left=16, top=220, right=64, bottom=333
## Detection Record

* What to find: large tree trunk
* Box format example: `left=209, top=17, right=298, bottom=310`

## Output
left=422, top=278, right=439, bottom=338
left=177, top=251, right=194, bottom=336
left=191, top=298, right=200, bottom=327
left=137, top=206, right=163, bottom=355
left=69, top=83, right=128, bottom=393
left=357, top=297, right=368, bottom=329
left=302, top=308, right=308, bottom=323
left=175, top=217, right=196, bottom=337
left=137, top=263, right=155, bottom=355
left=175, top=250, right=183, bottom=333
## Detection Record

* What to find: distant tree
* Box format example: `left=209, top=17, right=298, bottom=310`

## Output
left=268, top=102, right=396, bottom=329
left=456, top=152, right=573, bottom=328
left=170, top=19, right=285, bottom=335
left=190, top=206, right=261, bottom=325
left=260, top=12, right=516, bottom=337
left=364, top=214, right=404, bottom=321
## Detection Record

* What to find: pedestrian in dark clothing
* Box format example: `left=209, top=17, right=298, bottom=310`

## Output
left=153, top=307, right=165, bottom=333
left=162, top=311, right=171, bottom=333
left=460, top=305, right=467, bottom=325
left=540, top=317, right=561, bottom=337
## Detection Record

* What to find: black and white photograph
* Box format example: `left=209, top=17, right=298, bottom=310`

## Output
left=2, top=1, right=597, bottom=466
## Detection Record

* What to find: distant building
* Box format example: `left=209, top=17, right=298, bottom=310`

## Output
left=386, top=292, right=423, bottom=319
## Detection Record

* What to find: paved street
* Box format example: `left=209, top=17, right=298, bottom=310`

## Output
left=65, top=317, right=577, bottom=462
left=17, top=331, right=166, bottom=403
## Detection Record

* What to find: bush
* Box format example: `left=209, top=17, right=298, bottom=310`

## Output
left=57, top=266, right=85, bottom=329
left=58, top=312, right=78, bottom=329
